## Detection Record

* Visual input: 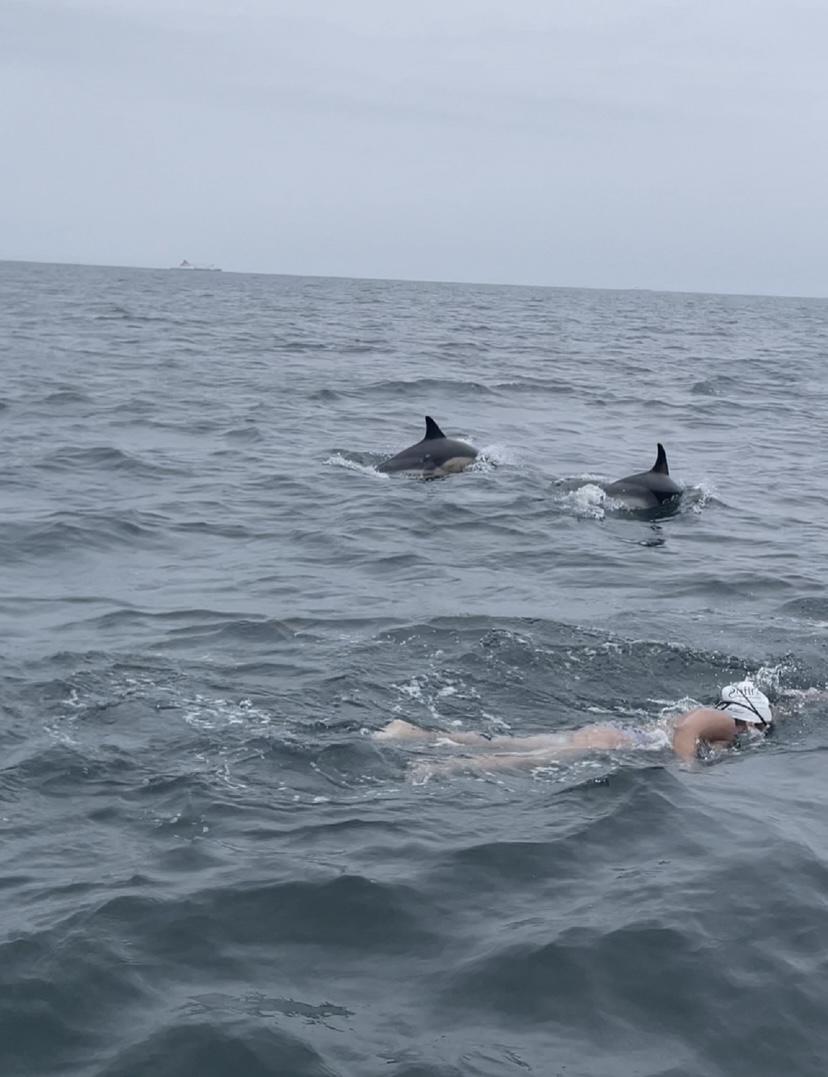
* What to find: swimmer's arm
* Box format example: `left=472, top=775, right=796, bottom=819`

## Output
left=671, top=709, right=738, bottom=761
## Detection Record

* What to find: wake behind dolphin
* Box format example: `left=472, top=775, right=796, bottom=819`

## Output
left=377, top=416, right=478, bottom=476
left=603, top=443, right=682, bottom=510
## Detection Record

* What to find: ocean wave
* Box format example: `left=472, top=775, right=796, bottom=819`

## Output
left=41, top=389, right=94, bottom=406
left=36, top=446, right=188, bottom=477
left=361, top=377, right=495, bottom=396
left=0, top=510, right=171, bottom=559
left=98, top=1021, right=335, bottom=1077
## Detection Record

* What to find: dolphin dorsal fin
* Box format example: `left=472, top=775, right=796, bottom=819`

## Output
left=652, top=443, right=669, bottom=474
left=424, top=416, right=446, bottom=440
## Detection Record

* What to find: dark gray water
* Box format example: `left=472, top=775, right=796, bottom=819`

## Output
left=1, top=260, right=827, bottom=1077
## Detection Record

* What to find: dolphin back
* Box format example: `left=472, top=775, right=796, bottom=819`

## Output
left=603, top=443, right=681, bottom=507
left=377, top=415, right=478, bottom=475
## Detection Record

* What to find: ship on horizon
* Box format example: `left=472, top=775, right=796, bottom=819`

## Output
left=172, top=259, right=222, bottom=271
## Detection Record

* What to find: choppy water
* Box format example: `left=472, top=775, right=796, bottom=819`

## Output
left=1, top=260, right=827, bottom=1077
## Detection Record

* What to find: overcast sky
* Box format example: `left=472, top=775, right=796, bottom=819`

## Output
left=2, top=0, right=827, bottom=294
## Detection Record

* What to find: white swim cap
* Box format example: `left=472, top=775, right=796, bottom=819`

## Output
left=718, top=681, right=773, bottom=726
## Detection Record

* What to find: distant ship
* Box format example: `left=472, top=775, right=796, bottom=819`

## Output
left=172, top=259, right=222, bottom=271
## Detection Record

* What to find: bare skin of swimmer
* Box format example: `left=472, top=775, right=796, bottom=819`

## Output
left=373, top=707, right=750, bottom=767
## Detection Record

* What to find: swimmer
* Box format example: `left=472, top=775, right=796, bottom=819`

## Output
left=372, top=680, right=779, bottom=774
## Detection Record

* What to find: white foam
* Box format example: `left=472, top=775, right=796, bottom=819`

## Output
left=182, top=694, right=274, bottom=731
left=324, top=453, right=389, bottom=479
left=560, top=482, right=607, bottom=519
left=684, top=481, right=715, bottom=514
left=394, top=679, right=424, bottom=701
left=752, top=662, right=796, bottom=695
left=481, top=711, right=511, bottom=732
left=470, top=443, right=518, bottom=470
left=44, top=722, right=80, bottom=747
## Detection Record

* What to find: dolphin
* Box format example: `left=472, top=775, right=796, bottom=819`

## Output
left=377, top=416, right=478, bottom=476
left=603, top=443, right=682, bottom=510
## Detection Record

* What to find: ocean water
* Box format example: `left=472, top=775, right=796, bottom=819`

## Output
left=1, top=259, right=827, bottom=1077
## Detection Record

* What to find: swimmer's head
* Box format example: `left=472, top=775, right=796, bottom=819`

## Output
left=717, top=680, right=773, bottom=731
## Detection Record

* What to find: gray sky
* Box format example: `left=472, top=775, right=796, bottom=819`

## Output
left=3, top=0, right=827, bottom=294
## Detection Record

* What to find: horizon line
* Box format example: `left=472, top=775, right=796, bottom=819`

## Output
left=1, top=257, right=826, bottom=303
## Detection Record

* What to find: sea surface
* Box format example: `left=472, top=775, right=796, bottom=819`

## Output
left=1, top=259, right=827, bottom=1077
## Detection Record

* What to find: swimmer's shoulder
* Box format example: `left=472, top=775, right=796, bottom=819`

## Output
left=669, top=707, right=738, bottom=759
left=671, top=705, right=723, bottom=727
